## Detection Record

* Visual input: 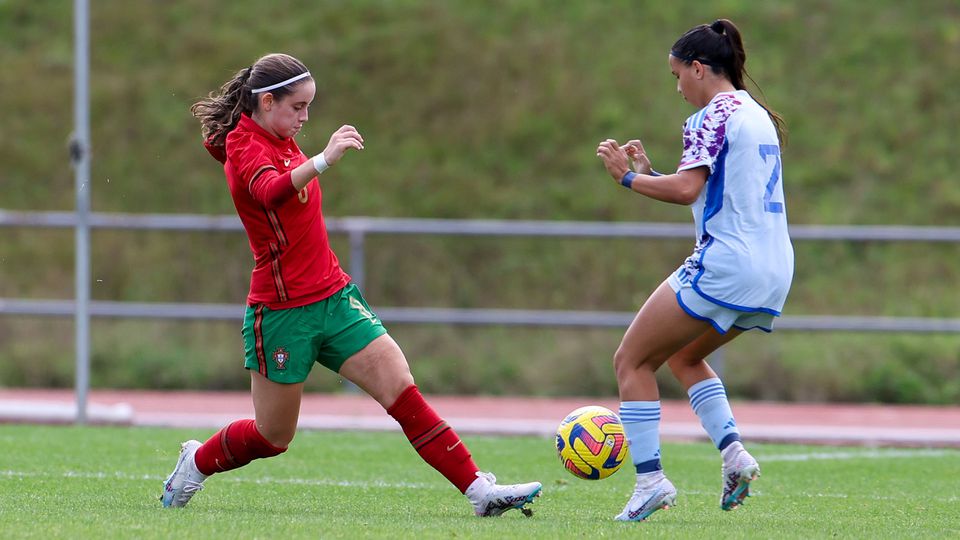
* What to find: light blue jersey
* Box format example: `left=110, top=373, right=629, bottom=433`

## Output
left=673, top=90, right=794, bottom=317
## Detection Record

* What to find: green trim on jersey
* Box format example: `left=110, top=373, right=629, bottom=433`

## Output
left=242, top=283, right=387, bottom=383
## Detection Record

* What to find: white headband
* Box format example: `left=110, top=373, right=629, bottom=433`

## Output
left=251, top=71, right=312, bottom=94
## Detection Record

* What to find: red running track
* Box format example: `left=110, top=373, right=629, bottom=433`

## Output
left=1, top=388, right=959, bottom=447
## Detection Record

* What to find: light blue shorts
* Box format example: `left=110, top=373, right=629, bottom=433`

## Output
left=667, top=271, right=776, bottom=334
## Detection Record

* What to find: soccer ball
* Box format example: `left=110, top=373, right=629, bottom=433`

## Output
left=555, top=405, right=628, bottom=480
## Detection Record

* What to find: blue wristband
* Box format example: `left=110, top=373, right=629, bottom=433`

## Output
left=620, top=171, right=636, bottom=189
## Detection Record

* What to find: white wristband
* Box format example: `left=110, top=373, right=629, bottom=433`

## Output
left=312, top=153, right=329, bottom=174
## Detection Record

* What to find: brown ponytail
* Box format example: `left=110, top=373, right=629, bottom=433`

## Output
left=671, top=19, right=787, bottom=144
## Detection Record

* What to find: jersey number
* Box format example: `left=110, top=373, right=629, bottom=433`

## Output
left=758, top=144, right=783, bottom=214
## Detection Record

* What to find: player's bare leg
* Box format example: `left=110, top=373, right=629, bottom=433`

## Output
left=614, top=281, right=715, bottom=401
left=665, top=328, right=740, bottom=390
left=338, top=333, right=414, bottom=408
left=250, top=372, right=304, bottom=448
left=612, top=281, right=714, bottom=521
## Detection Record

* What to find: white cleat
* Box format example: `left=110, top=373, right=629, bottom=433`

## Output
left=720, top=443, right=760, bottom=511
left=160, top=440, right=207, bottom=508
left=465, top=472, right=542, bottom=517
left=614, top=474, right=677, bottom=522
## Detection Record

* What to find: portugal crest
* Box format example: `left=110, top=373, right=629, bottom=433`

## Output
left=273, top=347, right=289, bottom=370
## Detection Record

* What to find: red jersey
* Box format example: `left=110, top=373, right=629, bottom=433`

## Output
left=207, top=114, right=350, bottom=309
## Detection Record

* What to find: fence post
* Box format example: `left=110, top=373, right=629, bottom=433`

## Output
left=72, top=0, right=91, bottom=425
left=349, top=227, right=366, bottom=290
left=344, top=226, right=366, bottom=393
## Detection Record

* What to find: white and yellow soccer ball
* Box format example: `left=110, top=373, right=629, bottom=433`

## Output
left=555, top=405, right=628, bottom=480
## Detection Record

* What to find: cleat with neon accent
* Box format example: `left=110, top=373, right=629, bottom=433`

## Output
left=465, top=472, right=542, bottom=517
left=161, top=440, right=207, bottom=508
left=720, top=445, right=759, bottom=511
left=615, top=475, right=677, bottom=521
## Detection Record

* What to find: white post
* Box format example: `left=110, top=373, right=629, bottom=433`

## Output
left=72, top=0, right=91, bottom=424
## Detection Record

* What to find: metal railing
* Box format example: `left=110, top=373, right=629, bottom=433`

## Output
left=3, top=209, right=960, bottom=333
left=4, top=208, right=960, bottom=422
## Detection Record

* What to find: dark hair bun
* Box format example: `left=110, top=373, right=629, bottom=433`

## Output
left=710, top=20, right=726, bottom=34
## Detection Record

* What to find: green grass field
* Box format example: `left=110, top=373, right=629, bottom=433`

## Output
left=0, top=425, right=956, bottom=539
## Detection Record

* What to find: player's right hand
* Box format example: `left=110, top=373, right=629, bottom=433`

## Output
left=322, top=125, right=364, bottom=165
left=622, top=139, right=652, bottom=175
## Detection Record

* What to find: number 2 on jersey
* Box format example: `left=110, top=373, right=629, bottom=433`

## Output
left=758, top=144, right=784, bottom=214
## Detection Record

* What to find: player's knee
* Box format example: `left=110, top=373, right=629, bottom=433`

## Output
left=271, top=432, right=295, bottom=450
left=613, top=346, right=642, bottom=377
left=264, top=441, right=288, bottom=457
left=613, top=346, right=666, bottom=380
left=397, top=370, right=415, bottom=391
left=667, top=352, right=701, bottom=372
left=666, top=357, right=687, bottom=381
left=382, top=359, right=415, bottom=403
left=258, top=424, right=297, bottom=449
left=383, top=374, right=415, bottom=407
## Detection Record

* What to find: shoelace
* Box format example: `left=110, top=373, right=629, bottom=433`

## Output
left=178, top=480, right=204, bottom=501
left=475, top=471, right=497, bottom=485
left=467, top=472, right=495, bottom=507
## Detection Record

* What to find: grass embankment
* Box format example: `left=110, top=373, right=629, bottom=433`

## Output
left=1, top=1, right=958, bottom=402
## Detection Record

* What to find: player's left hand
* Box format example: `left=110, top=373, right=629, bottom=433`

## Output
left=596, top=139, right=630, bottom=182
left=322, top=124, right=365, bottom=165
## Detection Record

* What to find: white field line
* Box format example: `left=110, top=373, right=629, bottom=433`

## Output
left=2, top=469, right=955, bottom=504
left=0, top=448, right=953, bottom=485
left=3, top=446, right=959, bottom=505
left=757, top=448, right=956, bottom=462
left=0, top=469, right=436, bottom=490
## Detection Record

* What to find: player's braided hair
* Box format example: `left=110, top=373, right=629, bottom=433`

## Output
left=671, top=19, right=786, bottom=144
left=191, top=53, right=312, bottom=148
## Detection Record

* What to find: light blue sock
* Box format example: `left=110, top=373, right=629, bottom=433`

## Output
left=688, top=377, right=741, bottom=451
left=619, top=401, right=662, bottom=474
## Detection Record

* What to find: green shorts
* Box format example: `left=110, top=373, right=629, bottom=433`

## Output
left=241, top=283, right=387, bottom=383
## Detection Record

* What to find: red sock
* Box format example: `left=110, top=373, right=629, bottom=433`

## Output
left=387, top=385, right=480, bottom=493
left=193, top=419, right=287, bottom=476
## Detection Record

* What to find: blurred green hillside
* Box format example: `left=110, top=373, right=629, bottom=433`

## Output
left=1, top=0, right=958, bottom=403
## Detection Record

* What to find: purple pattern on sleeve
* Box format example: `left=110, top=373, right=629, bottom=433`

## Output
left=678, top=94, right=742, bottom=171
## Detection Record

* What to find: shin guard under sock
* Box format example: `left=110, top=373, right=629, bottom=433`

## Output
left=193, top=419, right=287, bottom=476
left=387, top=385, right=479, bottom=493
